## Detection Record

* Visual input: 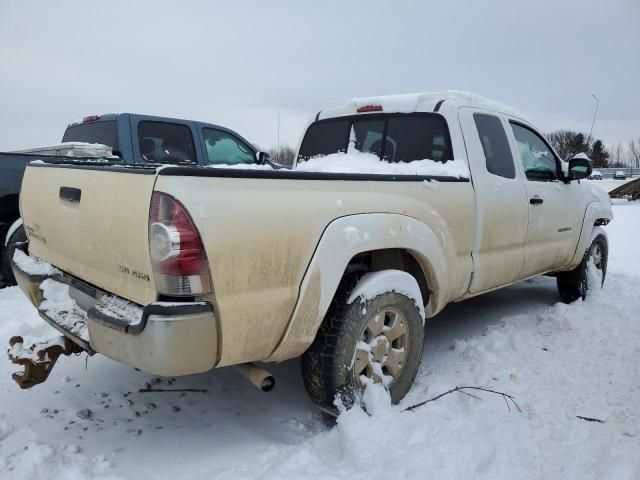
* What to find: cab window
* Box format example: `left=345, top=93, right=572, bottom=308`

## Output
left=203, top=129, right=255, bottom=165
left=510, top=123, right=559, bottom=181
left=138, top=121, right=196, bottom=164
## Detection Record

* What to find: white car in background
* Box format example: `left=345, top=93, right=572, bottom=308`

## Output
left=614, top=170, right=627, bottom=180
left=590, top=170, right=603, bottom=180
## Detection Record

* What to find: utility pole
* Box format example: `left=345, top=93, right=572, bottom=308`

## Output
left=586, top=94, right=599, bottom=147
left=277, top=110, right=281, bottom=164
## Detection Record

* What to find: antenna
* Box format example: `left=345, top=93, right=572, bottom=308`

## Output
left=277, top=110, right=281, bottom=164
left=587, top=94, right=599, bottom=147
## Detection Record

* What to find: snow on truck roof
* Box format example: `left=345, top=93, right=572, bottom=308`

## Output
left=319, top=90, right=527, bottom=121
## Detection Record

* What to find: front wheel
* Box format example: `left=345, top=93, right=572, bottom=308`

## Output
left=556, top=231, right=608, bottom=303
left=302, top=273, right=425, bottom=415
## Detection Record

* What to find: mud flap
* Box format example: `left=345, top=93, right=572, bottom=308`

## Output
left=7, top=335, right=85, bottom=389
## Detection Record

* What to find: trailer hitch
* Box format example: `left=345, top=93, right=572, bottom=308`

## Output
left=7, top=335, right=85, bottom=389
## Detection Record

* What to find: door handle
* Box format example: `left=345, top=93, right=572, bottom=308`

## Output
left=529, top=197, right=543, bottom=205
left=59, top=186, right=82, bottom=203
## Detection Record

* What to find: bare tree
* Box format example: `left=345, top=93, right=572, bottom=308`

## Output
left=546, top=130, right=591, bottom=161
left=608, top=142, right=629, bottom=168
left=628, top=138, right=640, bottom=168
left=267, top=144, right=296, bottom=167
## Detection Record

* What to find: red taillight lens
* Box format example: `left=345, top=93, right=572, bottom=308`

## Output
left=82, top=115, right=101, bottom=122
left=356, top=105, right=383, bottom=113
left=149, top=192, right=211, bottom=296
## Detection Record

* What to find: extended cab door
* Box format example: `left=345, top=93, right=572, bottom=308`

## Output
left=459, top=108, right=529, bottom=293
left=506, top=121, right=585, bottom=276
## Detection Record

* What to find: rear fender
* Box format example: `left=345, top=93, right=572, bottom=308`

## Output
left=265, top=213, right=448, bottom=363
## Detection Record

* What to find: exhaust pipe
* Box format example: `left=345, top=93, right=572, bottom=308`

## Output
left=236, top=363, right=275, bottom=392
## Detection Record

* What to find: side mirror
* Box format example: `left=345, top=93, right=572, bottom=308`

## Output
left=256, top=151, right=271, bottom=165
left=568, top=153, right=592, bottom=181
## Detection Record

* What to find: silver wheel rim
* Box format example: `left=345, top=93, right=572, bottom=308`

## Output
left=353, top=307, right=409, bottom=388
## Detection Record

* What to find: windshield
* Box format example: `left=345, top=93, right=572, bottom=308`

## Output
left=62, top=120, right=118, bottom=153
left=297, top=113, right=453, bottom=164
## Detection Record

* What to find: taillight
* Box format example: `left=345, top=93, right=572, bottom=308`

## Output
left=82, top=115, right=101, bottom=122
left=356, top=105, right=383, bottom=113
left=149, top=192, right=211, bottom=296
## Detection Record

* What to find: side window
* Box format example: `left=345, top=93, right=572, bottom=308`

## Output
left=138, top=121, right=196, bottom=163
left=473, top=113, right=516, bottom=179
left=203, top=129, right=255, bottom=165
left=384, top=116, right=453, bottom=163
left=510, top=123, right=559, bottom=181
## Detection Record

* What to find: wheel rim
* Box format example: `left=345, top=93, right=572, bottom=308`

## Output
left=353, top=307, right=409, bottom=388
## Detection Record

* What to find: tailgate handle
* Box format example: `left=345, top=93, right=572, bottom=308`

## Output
left=59, top=186, right=82, bottom=203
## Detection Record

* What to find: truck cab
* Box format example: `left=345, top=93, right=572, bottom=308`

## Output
left=62, top=113, right=260, bottom=166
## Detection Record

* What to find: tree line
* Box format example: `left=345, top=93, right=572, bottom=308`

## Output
left=546, top=130, right=640, bottom=168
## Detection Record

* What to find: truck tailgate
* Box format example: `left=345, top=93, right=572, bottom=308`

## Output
left=20, top=164, right=158, bottom=305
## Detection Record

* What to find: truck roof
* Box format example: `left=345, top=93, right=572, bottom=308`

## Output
left=66, top=113, right=246, bottom=136
left=317, top=90, right=529, bottom=123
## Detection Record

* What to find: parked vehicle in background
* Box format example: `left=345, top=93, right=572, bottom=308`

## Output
left=614, top=170, right=627, bottom=180
left=10, top=92, right=612, bottom=415
left=589, top=170, right=603, bottom=180
left=0, top=113, right=265, bottom=285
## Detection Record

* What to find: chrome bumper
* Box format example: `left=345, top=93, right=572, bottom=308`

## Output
left=11, top=247, right=218, bottom=376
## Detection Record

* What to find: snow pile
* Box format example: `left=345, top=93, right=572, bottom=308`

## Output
left=347, top=269, right=425, bottom=320
left=296, top=151, right=470, bottom=178
left=93, top=294, right=143, bottom=326
left=39, top=279, right=89, bottom=342
left=12, top=250, right=61, bottom=277
left=12, top=142, right=116, bottom=159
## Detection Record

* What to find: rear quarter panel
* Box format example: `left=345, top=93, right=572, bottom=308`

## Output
left=154, top=174, right=476, bottom=366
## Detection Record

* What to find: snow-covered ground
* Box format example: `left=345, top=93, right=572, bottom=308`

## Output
left=1, top=202, right=639, bottom=480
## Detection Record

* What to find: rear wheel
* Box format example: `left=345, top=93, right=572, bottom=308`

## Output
left=556, top=232, right=608, bottom=303
left=1, top=222, right=27, bottom=285
left=302, top=273, right=425, bottom=415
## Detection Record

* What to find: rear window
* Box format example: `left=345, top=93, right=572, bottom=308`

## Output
left=297, top=113, right=453, bottom=163
left=138, top=121, right=196, bottom=164
left=62, top=120, right=118, bottom=151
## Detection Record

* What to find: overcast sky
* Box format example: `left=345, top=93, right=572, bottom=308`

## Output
left=1, top=0, right=638, bottom=151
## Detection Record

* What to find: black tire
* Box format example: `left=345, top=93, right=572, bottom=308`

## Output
left=302, top=274, right=425, bottom=415
left=1, top=223, right=27, bottom=285
left=556, top=232, right=608, bottom=303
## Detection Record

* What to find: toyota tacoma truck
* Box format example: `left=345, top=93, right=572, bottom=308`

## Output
left=8, top=92, right=612, bottom=414
left=0, top=113, right=267, bottom=285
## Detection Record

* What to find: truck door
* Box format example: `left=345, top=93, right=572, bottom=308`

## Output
left=507, top=121, right=585, bottom=276
left=459, top=108, right=529, bottom=293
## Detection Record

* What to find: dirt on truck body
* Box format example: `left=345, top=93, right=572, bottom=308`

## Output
left=9, top=91, right=612, bottom=414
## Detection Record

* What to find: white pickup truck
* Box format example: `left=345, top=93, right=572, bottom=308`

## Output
left=9, top=92, right=612, bottom=414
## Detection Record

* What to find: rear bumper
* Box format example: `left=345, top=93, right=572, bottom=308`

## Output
left=11, top=249, right=218, bottom=376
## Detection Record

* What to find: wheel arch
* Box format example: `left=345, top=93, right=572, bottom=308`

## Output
left=568, top=201, right=613, bottom=269
left=265, top=213, right=449, bottom=363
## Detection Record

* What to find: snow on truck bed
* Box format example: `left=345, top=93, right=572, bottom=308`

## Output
left=208, top=152, right=470, bottom=178
left=0, top=202, right=639, bottom=480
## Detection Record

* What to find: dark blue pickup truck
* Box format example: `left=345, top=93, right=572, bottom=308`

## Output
left=0, top=113, right=268, bottom=284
